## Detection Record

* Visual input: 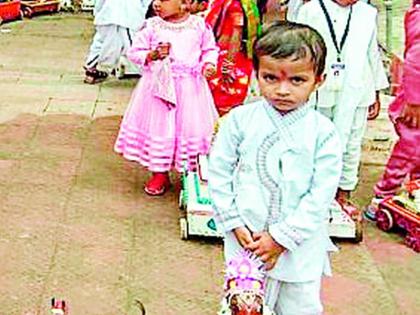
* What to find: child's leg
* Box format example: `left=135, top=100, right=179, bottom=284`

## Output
left=366, top=122, right=420, bottom=219
left=99, top=25, right=132, bottom=71
left=318, top=106, right=367, bottom=208
left=84, top=26, right=106, bottom=70
left=121, top=28, right=134, bottom=56
left=339, top=106, right=369, bottom=192
left=84, top=25, right=109, bottom=83
left=374, top=122, right=420, bottom=196
left=265, top=277, right=323, bottom=315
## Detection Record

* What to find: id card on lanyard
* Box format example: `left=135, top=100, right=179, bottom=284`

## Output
left=319, top=0, right=352, bottom=91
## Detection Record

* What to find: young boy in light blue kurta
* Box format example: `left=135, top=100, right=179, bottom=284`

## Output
left=208, top=22, right=342, bottom=314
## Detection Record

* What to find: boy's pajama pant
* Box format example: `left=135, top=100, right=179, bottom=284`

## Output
left=318, top=106, right=369, bottom=191
left=374, top=121, right=420, bottom=197
left=265, top=277, right=323, bottom=315
left=85, top=24, right=134, bottom=70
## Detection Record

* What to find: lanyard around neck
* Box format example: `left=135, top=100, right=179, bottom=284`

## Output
left=319, top=0, right=353, bottom=62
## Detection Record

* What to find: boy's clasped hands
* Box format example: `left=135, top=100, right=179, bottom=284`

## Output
left=146, top=42, right=216, bottom=79
left=234, top=226, right=285, bottom=271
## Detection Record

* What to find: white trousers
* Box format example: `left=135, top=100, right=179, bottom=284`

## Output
left=85, top=24, right=134, bottom=70
left=265, top=277, right=323, bottom=315
left=318, top=106, right=369, bottom=190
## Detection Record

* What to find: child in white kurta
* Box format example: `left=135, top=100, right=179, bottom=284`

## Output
left=84, top=0, right=153, bottom=83
left=209, top=22, right=342, bottom=314
left=296, top=0, right=388, bottom=208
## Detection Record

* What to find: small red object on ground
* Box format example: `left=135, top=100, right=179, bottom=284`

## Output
left=51, top=297, right=68, bottom=315
left=0, top=1, right=21, bottom=24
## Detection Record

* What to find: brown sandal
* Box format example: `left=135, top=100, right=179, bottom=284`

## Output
left=83, top=68, right=108, bottom=84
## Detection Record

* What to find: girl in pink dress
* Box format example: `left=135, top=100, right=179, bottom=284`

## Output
left=114, top=0, right=219, bottom=196
left=365, top=0, right=420, bottom=219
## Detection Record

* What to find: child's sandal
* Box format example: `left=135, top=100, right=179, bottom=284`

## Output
left=144, top=173, right=171, bottom=196
left=84, top=68, right=108, bottom=84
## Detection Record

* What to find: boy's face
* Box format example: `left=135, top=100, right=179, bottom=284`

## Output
left=333, top=0, right=359, bottom=7
left=257, top=55, right=324, bottom=112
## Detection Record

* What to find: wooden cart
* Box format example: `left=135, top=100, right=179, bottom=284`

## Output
left=179, top=159, right=223, bottom=240
left=377, top=180, right=420, bottom=252
left=21, top=0, right=59, bottom=18
left=0, top=0, right=22, bottom=24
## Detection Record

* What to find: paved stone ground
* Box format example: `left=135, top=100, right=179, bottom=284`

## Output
left=0, top=12, right=419, bottom=315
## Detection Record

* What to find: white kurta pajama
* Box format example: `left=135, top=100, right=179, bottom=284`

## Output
left=297, top=0, right=388, bottom=190
left=208, top=101, right=342, bottom=314
left=85, top=0, right=153, bottom=70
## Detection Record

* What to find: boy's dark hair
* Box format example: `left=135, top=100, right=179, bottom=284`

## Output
left=253, top=21, right=327, bottom=77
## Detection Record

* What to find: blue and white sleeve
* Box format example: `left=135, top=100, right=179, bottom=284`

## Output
left=208, top=112, right=245, bottom=233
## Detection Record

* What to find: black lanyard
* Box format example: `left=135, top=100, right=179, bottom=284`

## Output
left=319, top=0, right=352, bottom=62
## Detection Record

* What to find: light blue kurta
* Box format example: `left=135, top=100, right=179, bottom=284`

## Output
left=208, top=100, right=342, bottom=282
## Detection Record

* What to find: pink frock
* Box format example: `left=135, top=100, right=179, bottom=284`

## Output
left=114, top=15, right=219, bottom=172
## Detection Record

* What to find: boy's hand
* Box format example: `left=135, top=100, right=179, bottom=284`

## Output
left=368, top=91, right=381, bottom=120
left=202, top=62, right=216, bottom=79
left=233, top=226, right=254, bottom=248
left=401, top=103, right=420, bottom=129
left=368, top=97, right=381, bottom=120
left=246, top=231, right=285, bottom=270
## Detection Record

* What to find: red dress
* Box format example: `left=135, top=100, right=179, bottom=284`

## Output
left=206, top=0, right=254, bottom=115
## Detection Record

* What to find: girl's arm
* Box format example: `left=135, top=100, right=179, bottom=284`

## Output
left=208, top=112, right=245, bottom=233
left=268, top=126, right=342, bottom=252
left=201, top=23, right=219, bottom=67
left=400, top=5, right=420, bottom=128
left=127, top=22, right=153, bottom=66
left=403, top=5, right=420, bottom=106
